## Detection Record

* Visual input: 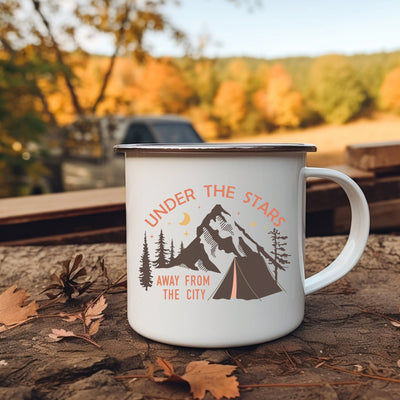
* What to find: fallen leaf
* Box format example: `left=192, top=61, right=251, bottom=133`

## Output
left=153, top=357, right=185, bottom=383
left=87, top=317, right=103, bottom=336
left=49, top=328, right=77, bottom=341
left=84, top=295, right=107, bottom=326
left=48, top=296, right=107, bottom=348
left=390, top=321, right=400, bottom=328
left=182, top=361, right=239, bottom=400
left=59, top=312, right=80, bottom=322
left=152, top=358, right=239, bottom=400
left=0, top=285, right=38, bottom=326
left=48, top=328, right=101, bottom=348
left=41, top=254, right=92, bottom=301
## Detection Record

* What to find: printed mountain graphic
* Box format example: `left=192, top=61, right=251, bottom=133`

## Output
left=159, top=204, right=285, bottom=300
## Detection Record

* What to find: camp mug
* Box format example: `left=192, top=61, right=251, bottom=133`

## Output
left=115, top=143, right=369, bottom=348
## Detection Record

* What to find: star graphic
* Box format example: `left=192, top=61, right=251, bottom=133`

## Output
left=184, top=231, right=189, bottom=236
left=250, top=221, right=256, bottom=227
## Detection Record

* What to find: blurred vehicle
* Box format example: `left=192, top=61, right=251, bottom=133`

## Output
left=61, top=115, right=204, bottom=191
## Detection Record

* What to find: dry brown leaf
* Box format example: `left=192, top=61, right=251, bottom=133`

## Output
left=58, top=296, right=107, bottom=325
left=49, top=328, right=77, bottom=341
left=48, top=296, right=106, bottom=348
left=41, top=254, right=92, bottom=302
left=48, top=327, right=101, bottom=348
left=153, top=357, right=185, bottom=383
left=59, top=312, right=80, bottom=322
left=87, top=317, right=103, bottom=336
left=153, top=358, right=239, bottom=400
left=84, top=295, right=107, bottom=326
left=182, top=361, right=239, bottom=400
left=0, top=285, right=38, bottom=326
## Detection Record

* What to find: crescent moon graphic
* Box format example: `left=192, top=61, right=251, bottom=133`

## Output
left=179, top=212, right=191, bottom=226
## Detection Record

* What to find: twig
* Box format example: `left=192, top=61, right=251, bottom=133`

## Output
left=72, top=334, right=101, bottom=348
left=0, top=312, right=63, bottom=333
left=323, top=364, right=400, bottom=384
left=282, top=345, right=297, bottom=369
left=358, top=306, right=400, bottom=325
left=239, top=381, right=363, bottom=388
left=225, top=351, right=248, bottom=373
left=116, top=374, right=152, bottom=380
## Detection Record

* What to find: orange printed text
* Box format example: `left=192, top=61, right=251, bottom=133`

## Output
left=145, top=189, right=196, bottom=227
left=243, top=192, right=286, bottom=227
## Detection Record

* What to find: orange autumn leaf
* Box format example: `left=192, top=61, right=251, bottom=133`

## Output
left=154, top=358, right=239, bottom=400
left=182, top=361, right=239, bottom=400
left=84, top=295, right=107, bottom=326
left=0, top=285, right=38, bottom=326
left=153, top=357, right=186, bottom=383
left=48, top=328, right=77, bottom=341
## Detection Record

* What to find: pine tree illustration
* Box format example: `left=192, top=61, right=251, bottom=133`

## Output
left=169, top=239, right=175, bottom=263
left=139, top=232, right=153, bottom=290
left=179, top=241, right=184, bottom=255
left=154, top=229, right=168, bottom=268
left=268, top=228, right=291, bottom=283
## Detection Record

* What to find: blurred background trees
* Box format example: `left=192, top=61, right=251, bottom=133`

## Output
left=308, top=55, right=369, bottom=124
left=1, top=0, right=400, bottom=196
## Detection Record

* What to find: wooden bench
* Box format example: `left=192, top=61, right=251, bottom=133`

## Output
left=0, top=142, right=399, bottom=244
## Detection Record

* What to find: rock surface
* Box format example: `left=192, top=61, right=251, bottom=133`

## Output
left=1, top=235, right=400, bottom=399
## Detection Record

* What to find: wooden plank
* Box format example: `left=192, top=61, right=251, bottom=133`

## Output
left=0, top=186, right=125, bottom=225
left=306, top=164, right=374, bottom=187
left=346, top=141, right=400, bottom=172
left=333, top=198, right=400, bottom=234
left=0, top=226, right=126, bottom=246
left=306, top=174, right=400, bottom=212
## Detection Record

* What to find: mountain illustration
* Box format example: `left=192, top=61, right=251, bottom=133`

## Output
left=158, top=204, right=285, bottom=300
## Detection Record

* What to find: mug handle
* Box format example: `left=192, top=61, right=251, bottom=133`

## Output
left=301, top=167, right=370, bottom=295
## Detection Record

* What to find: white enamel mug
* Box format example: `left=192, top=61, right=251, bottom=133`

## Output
left=115, top=143, right=370, bottom=348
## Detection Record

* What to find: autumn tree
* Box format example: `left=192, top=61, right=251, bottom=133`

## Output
left=2, top=0, right=256, bottom=124
left=253, top=64, right=303, bottom=129
left=139, top=232, right=153, bottom=290
left=226, top=59, right=252, bottom=92
left=213, top=80, right=246, bottom=137
left=132, top=57, right=193, bottom=115
left=379, top=66, right=400, bottom=113
left=308, top=55, right=369, bottom=124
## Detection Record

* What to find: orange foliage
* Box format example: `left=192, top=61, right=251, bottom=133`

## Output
left=193, top=61, right=217, bottom=105
left=132, top=57, right=193, bottom=115
left=253, top=64, right=303, bottom=128
left=187, top=106, right=218, bottom=140
left=41, top=56, right=140, bottom=123
left=37, top=75, right=77, bottom=125
left=213, top=80, right=246, bottom=132
left=226, top=59, right=251, bottom=89
left=39, top=54, right=303, bottom=134
left=380, top=66, right=400, bottom=112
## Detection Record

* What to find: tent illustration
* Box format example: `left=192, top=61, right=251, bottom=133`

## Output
left=211, top=251, right=282, bottom=300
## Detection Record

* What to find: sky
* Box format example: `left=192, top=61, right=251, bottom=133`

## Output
left=135, top=0, right=400, bottom=59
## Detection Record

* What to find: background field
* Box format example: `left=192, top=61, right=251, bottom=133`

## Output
left=220, top=114, right=400, bottom=166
